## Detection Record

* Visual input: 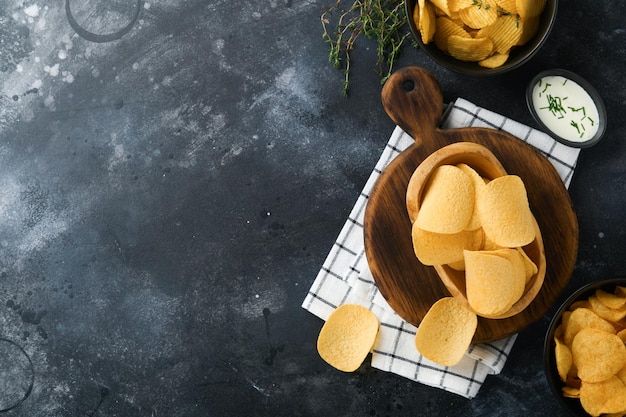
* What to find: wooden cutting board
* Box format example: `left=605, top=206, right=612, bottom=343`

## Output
left=363, top=67, right=578, bottom=343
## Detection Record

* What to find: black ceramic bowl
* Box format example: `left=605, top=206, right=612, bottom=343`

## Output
left=405, top=0, right=558, bottom=76
left=544, top=278, right=626, bottom=417
left=526, top=69, right=607, bottom=148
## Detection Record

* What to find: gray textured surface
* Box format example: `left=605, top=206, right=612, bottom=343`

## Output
left=0, top=0, right=624, bottom=416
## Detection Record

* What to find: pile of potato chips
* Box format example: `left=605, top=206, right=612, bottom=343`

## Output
left=408, top=156, right=541, bottom=366
left=413, top=0, right=547, bottom=68
left=411, top=163, right=538, bottom=318
left=553, top=285, right=626, bottom=416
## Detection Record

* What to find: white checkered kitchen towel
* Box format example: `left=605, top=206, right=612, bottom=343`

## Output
left=302, top=97, right=581, bottom=398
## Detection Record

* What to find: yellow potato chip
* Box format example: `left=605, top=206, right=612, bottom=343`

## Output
left=429, top=0, right=452, bottom=15
left=412, top=223, right=484, bottom=265
left=572, top=327, right=626, bottom=383
left=517, top=16, right=540, bottom=46
left=317, top=304, right=379, bottom=372
left=555, top=337, right=573, bottom=382
left=447, top=259, right=466, bottom=271
left=496, top=0, right=517, bottom=14
left=416, top=165, right=475, bottom=234
left=589, top=294, right=626, bottom=323
left=580, top=376, right=626, bottom=417
left=562, top=385, right=580, bottom=399
left=618, top=329, right=626, bottom=344
left=464, top=249, right=523, bottom=316
left=415, top=297, right=477, bottom=366
left=476, top=175, right=535, bottom=247
left=515, top=247, right=538, bottom=284
left=477, top=14, right=522, bottom=54
left=448, top=34, right=494, bottom=62
left=478, top=51, right=510, bottom=68
left=515, top=0, right=547, bottom=20
left=596, top=289, right=626, bottom=310
left=448, top=0, right=473, bottom=12
left=458, top=0, right=498, bottom=29
left=416, top=0, right=437, bottom=44
left=492, top=248, right=526, bottom=300
left=434, top=16, right=471, bottom=52
left=564, top=307, right=615, bottom=347
left=456, top=163, right=485, bottom=230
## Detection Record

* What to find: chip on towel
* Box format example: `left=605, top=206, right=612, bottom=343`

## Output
left=414, top=297, right=477, bottom=366
left=317, top=304, right=379, bottom=372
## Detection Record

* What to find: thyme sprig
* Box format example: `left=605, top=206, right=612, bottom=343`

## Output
left=321, top=0, right=411, bottom=96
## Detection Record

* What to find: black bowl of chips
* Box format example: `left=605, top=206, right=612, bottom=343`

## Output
left=544, top=278, right=626, bottom=416
left=406, top=0, right=558, bottom=76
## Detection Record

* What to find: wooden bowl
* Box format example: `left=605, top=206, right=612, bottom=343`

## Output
left=406, top=142, right=547, bottom=319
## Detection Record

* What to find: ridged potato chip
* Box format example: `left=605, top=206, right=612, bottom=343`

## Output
left=516, top=0, right=547, bottom=20
left=433, top=16, right=471, bottom=51
left=458, top=0, right=498, bottom=29
left=317, top=304, right=379, bottom=372
left=448, top=34, right=494, bottom=62
left=478, top=51, right=510, bottom=68
left=496, top=0, right=517, bottom=14
left=477, top=14, right=522, bottom=54
left=414, top=297, right=477, bottom=366
left=415, top=0, right=437, bottom=44
left=414, top=0, right=546, bottom=68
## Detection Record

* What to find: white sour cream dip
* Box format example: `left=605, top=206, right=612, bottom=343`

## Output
left=531, top=75, right=600, bottom=143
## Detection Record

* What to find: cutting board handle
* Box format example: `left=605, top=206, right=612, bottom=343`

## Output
left=381, top=67, right=444, bottom=147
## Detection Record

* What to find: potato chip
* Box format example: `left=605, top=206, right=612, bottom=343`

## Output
left=448, top=0, right=472, bottom=12
left=562, top=385, right=580, bottom=399
left=589, top=294, right=626, bottom=323
left=515, top=247, right=538, bottom=284
left=478, top=51, right=510, bottom=68
left=564, top=307, right=615, bottom=347
left=412, top=223, right=483, bottom=265
left=464, top=249, right=523, bottom=316
left=555, top=337, right=573, bottom=382
left=317, top=304, right=379, bottom=372
left=596, top=289, right=626, bottom=310
left=416, top=165, right=474, bottom=234
left=517, top=16, right=540, bottom=46
left=456, top=163, right=485, bottom=230
left=476, top=175, right=535, bottom=247
left=429, top=0, right=452, bottom=15
left=458, top=0, right=498, bottom=29
left=448, top=34, right=494, bottom=62
left=515, top=0, right=547, bottom=20
left=580, top=375, right=626, bottom=416
left=434, top=16, right=471, bottom=51
left=572, top=327, right=626, bottom=383
left=414, top=297, right=477, bottom=366
left=415, top=0, right=437, bottom=44
left=477, top=14, right=522, bottom=54
left=618, top=329, right=626, bottom=344
left=496, top=0, right=517, bottom=14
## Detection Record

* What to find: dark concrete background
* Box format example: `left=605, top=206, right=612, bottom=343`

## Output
left=0, top=0, right=624, bottom=416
